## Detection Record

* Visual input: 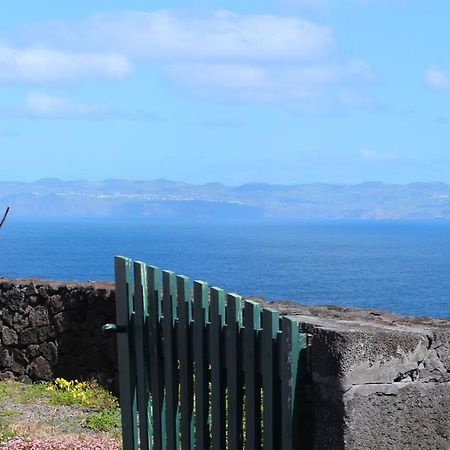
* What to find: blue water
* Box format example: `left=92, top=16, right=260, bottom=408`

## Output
left=0, top=219, right=449, bottom=318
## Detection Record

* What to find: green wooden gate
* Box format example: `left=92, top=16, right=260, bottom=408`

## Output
left=104, top=256, right=308, bottom=450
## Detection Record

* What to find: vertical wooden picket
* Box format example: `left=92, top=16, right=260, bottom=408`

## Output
left=114, top=256, right=138, bottom=450
left=193, top=280, right=210, bottom=450
left=162, top=271, right=180, bottom=450
left=280, top=316, right=305, bottom=450
left=261, top=308, right=280, bottom=450
left=243, top=300, right=262, bottom=450
left=177, top=275, right=194, bottom=450
left=133, top=261, right=152, bottom=450
left=210, top=287, right=226, bottom=450
left=226, top=293, right=244, bottom=450
left=147, top=266, right=166, bottom=450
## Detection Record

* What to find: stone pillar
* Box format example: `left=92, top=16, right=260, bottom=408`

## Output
left=260, top=301, right=450, bottom=450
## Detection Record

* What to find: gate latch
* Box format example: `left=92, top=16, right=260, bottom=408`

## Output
left=102, top=323, right=126, bottom=336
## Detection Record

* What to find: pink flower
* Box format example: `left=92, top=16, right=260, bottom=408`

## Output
left=0, top=436, right=121, bottom=450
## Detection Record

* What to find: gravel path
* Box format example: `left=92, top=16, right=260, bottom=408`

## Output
left=0, top=384, right=121, bottom=442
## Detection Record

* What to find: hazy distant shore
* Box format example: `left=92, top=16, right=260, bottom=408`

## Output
left=2, top=178, right=450, bottom=221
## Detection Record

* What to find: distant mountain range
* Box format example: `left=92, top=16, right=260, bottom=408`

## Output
left=2, top=178, right=450, bottom=221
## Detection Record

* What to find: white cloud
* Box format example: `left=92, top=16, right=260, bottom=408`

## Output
left=424, top=65, right=450, bottom=90
left=26, top=92, right=107, bottom=118
left=22, top=92, right=161, bottom=120
left=167, top=60, right=375, bottom=105
left=22, top=11, right=334, bottom=63
left=360, top=148, right=393, bottom=162
left=0, top=43, right=133, bottom=84
left=4, top=10, right=375, bottom=111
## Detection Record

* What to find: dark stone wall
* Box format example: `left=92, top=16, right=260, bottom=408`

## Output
left=0, top=278, right=117, bottom=389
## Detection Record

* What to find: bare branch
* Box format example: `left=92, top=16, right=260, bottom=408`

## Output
left=0, top=207, right=10, bottom=230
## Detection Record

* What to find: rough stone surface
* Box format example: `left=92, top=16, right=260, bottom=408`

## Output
left=248, top=298, right=450, bottom=450
left=2, top=327, right=18, bottom=346
left=343, top=383, right=449, bottom=450
left=29, top=306, right=50, bottom=327
left=28, top=356, right=52, bottom=380
left=0, top=277, right=447, bottom=449
left=0, top=277, right=116, bottom=390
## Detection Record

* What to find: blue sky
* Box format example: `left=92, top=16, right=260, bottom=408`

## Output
left=0, top=0, right=449, bottom=185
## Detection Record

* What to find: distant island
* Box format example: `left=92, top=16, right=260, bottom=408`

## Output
left=2, top=178, right=450, bottom=221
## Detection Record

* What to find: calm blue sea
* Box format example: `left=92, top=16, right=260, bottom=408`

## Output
left=0, top=219, right=449, bottom=318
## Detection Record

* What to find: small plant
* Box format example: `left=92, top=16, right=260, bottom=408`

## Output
left=0, top=431, right=16, bottom=445
left=0, top=411, right=19, bottom=419
left=84, top=409, right=120, bottom=432
left=47, top=378, right=118, bottom=409
left=0, top=417, right=16, bottom=444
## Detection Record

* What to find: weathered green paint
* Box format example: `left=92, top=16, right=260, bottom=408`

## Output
left=193, top=280, right=210, bottom=450
left=210, top=287, right=226, bottom=450
left=243, top=300, right=262, bottom=450
left=147, top=265, right=166, bottom=450
left=114, top=256, right=138, bottom=450
left=162, top=271, right=180, bottom=450
left=176, top=275, right=194, bottom=450
left=133, top=261, right=152, bottom=450
left=281, top=316, right=303, bottom=450
left=262, top=308, right=280, bottom=450
left=225, top=293, right=244, bottom=449
left=110, top=257, right=308, bottom=450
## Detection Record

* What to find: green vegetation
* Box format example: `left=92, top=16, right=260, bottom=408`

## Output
left=47, top=378, right=118, bottom=409
left=0, top=380, right=49, bottom=404
left=0, top=378, right=118, bottom=409
left=0, top=410, right=20, bottom=418
left=0, top=378, right=121, bottom=446
left=85, top=409, right=121, bottom=432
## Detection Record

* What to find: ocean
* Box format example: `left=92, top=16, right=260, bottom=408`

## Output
left=0, top=219, right=449, bottom=318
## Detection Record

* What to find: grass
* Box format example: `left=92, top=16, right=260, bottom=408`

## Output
left=0, top=415, right=17, bottom=443
left=0, top=381, right=49, bottom=404
left=84, top=409, right=121, bottom=432
left=0, top=411, right=20, bottom=418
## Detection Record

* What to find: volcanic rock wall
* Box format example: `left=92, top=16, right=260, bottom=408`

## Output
left=0, top=278, right=116, bottom=388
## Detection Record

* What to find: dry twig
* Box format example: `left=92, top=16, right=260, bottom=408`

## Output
left=0, top=206, right=10, bottom=230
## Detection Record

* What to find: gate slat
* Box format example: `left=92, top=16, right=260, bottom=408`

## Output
left=226, top=293, right=244, bottom=449
left=262, top=308, right=280, bottom=450
left=193, top=280, right=210, bottom=450
left=147, top=266, right=166, bottom=450
left=176, top=275, right=194, bottom=450
left=134, top=261, right=152, bottom=450
left=162, top=271, right=180, bottom=450
left=243, top=300, right=262, bottom=450
left=114, top=256, right=138, bottom=450
left=280, top=316, right=306, bottom=450
left=210, top=287, right=226, bottom=450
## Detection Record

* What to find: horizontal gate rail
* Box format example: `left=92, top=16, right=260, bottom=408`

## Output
left=108, top=256, right=309, bottom=450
